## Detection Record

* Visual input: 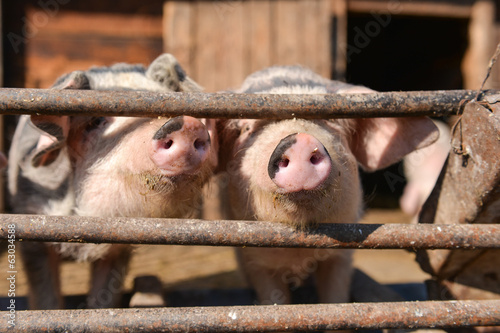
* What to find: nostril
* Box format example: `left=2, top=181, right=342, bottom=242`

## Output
left=310, top=153, right=323, bottom=165
left=163, top=139, right=173, bottom=150
left=194, top=138, right=206, bottom=151
left=279, top=158, right=289, bottom=168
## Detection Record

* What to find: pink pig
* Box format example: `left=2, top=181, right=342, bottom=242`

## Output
left=400, top=119, right=451, bottom=223
left=8, top=54, right=217, bottom=309
left=219, top=66, right=438, bottom=305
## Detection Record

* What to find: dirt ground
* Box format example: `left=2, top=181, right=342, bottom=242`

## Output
left=0, top=209, right=430, bottom=300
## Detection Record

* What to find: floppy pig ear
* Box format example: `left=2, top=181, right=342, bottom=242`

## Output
left=30, top=115, right=70, bottom=167
left=200, top=118, right=219, bottom=169
left=0, top=151, right=7, bottom=170
left=350, top=117, right=439, bottom=171
left=30, top=71, right=90, bottom=167
left=336, top=86, right=439, bottom=171
left=146, top=53, right=203, bottom=92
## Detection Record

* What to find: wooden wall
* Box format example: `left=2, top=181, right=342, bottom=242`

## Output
left=23, top=8, right=163, bottom=89
left=3, top=0, right=165, bottom=89
left=4, top=0, right=499, bottom=92
left=164, top=0, right=333, bottom=92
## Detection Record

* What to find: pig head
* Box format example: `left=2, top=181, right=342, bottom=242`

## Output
left=8, top=54, right=217, bottom=309
left=219, top=66, right=438, bottom=305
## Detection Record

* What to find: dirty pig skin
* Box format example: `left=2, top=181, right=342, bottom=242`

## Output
left=8, top=54, right=218, bottom=309
left=218, top=66, right=438, bottom=306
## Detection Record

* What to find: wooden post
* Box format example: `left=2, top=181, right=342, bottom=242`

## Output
left=0, top=0, right=4, bottom=213
left=331, top=0, right=347, bottom=80
left=461, top=0, right=496, bottom=89
left=163, top=0, right=332, bottom=91
left=417, top=98, right=500, bottom=301
left=163, top=1, right=195, bottom=77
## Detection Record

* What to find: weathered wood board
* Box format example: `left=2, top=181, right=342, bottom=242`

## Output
left=417, top=98, right=500, bottom=300
left=163, top=0, right=332, bottom=92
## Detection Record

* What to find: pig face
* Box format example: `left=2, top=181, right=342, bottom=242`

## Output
left=225, top=118, right=362, bottom=229
left=221, top=66, right=438, bottom=229
left=68, top=115, right=215, bottom=218
left=220, top=66, right=439, bottom=306
left=29, top=61, right=216, bottom=219
left=8, top=53, right=216, bottom=309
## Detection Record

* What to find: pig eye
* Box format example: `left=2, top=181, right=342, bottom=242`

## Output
left=85, top=117, right=108, bottom=132
left=241, top=125, right=251, bottom=133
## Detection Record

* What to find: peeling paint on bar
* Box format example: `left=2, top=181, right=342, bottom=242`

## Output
left=1, top=214, right=498, bottom=249
left=3, top=300, right=499, bottom=332
left=0, top=88, right=496, bottom=118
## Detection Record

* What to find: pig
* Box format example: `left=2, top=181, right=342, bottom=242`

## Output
left=8, top=53, right=217, bottom=309
left=0, top=151, right=6, bottom=169
left=400, top=119, right=451, bottom=223
left=218, top=66, right=438, bottom=306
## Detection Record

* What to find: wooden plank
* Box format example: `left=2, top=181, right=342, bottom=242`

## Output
left=273, top=0, right=301, bottom=66
left=194, top=1, right=218, bottom=91
left=302, top=0, right=332, bottom=77
left=298, top=0, right=317, bottom=70
left=270, top=0, right=331, bottom=76
left=417, top=100, right=500, bottom=300
left=347, top=0, right=472, bottom=18
left=215, top=0, right=245, bottom=91
left=0, top=0, right=4, bottom=212
left=246, top=0, right=272, bottom=75
left=461, top=0, right=496, bottom=89
left=331, top=0, right=347, bottom=80
left=25, top=5, right=162, bottom=38
left=0, top=0, right=2, bottom=89
left=314, top=0, right=331, bottom=78
left=163, top=1, right=194, bottom=78
left=494, top=27, right=500, bottom=91
left=25, top=36, right=163, bottom=88
left=189, top=1, right=246, bottom=92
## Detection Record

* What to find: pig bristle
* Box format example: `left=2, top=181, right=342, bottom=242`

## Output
left=9, top=54, right=214, bottom=310
left=55, top=243, right=112, bottom=262
left=224, top=65, right=436, bottom=307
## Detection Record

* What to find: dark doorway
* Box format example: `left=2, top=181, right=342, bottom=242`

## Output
left=345, top=14, right=469, bottom=208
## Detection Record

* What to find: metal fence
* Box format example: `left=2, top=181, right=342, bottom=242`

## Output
left=0, top=88, right=499, bottom=332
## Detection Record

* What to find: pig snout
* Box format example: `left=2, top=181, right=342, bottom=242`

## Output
left=150, top=116, right=211, bottom=176
left=268, top=133, right=332, bottom=192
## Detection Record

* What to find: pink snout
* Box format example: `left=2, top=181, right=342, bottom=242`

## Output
left=268, top=133, right=332, bottom=192
left=149, top=116, right=211, bottom=176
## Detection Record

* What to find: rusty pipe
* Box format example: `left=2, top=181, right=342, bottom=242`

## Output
left=1, top=214, right=498, bottom=249
left=0, top=88, right=495, bottom=119
left=4, top=300, right=500, bottom=332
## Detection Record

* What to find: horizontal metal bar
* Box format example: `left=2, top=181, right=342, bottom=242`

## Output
left=4, top=300, right=499, bottom=332
left=0, top=88, right=495, bottom=119
left=1, top=214, right=498, bottom=249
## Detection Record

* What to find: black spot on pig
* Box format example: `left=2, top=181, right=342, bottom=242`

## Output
left=268, top=133, right=297, bottom=179
left=153, top=116, right=185, bottom=140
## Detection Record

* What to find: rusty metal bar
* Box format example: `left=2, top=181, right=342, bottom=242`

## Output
left=0, top=88, right=496, bottom=119
left=4, top=300, right=499, bottom=332
left=1, top=214, right=498, bottom=249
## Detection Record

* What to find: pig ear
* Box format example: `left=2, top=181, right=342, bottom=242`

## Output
left=350, top=117, right=439, bottom=171
left=30, top=71, right=90, bottom=167
left=215, top=119, right=240, bottom=173
left=200, top=118, right=219, bottom=169
left=336, top=86, right=439, bottom=171
left=51, top=70, right=90, bottom=90
left=0, top=151, right=7, bottom=170
left=30, top=116, right=70, bottom=167
left=146, top=53, right=203, bottom=92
